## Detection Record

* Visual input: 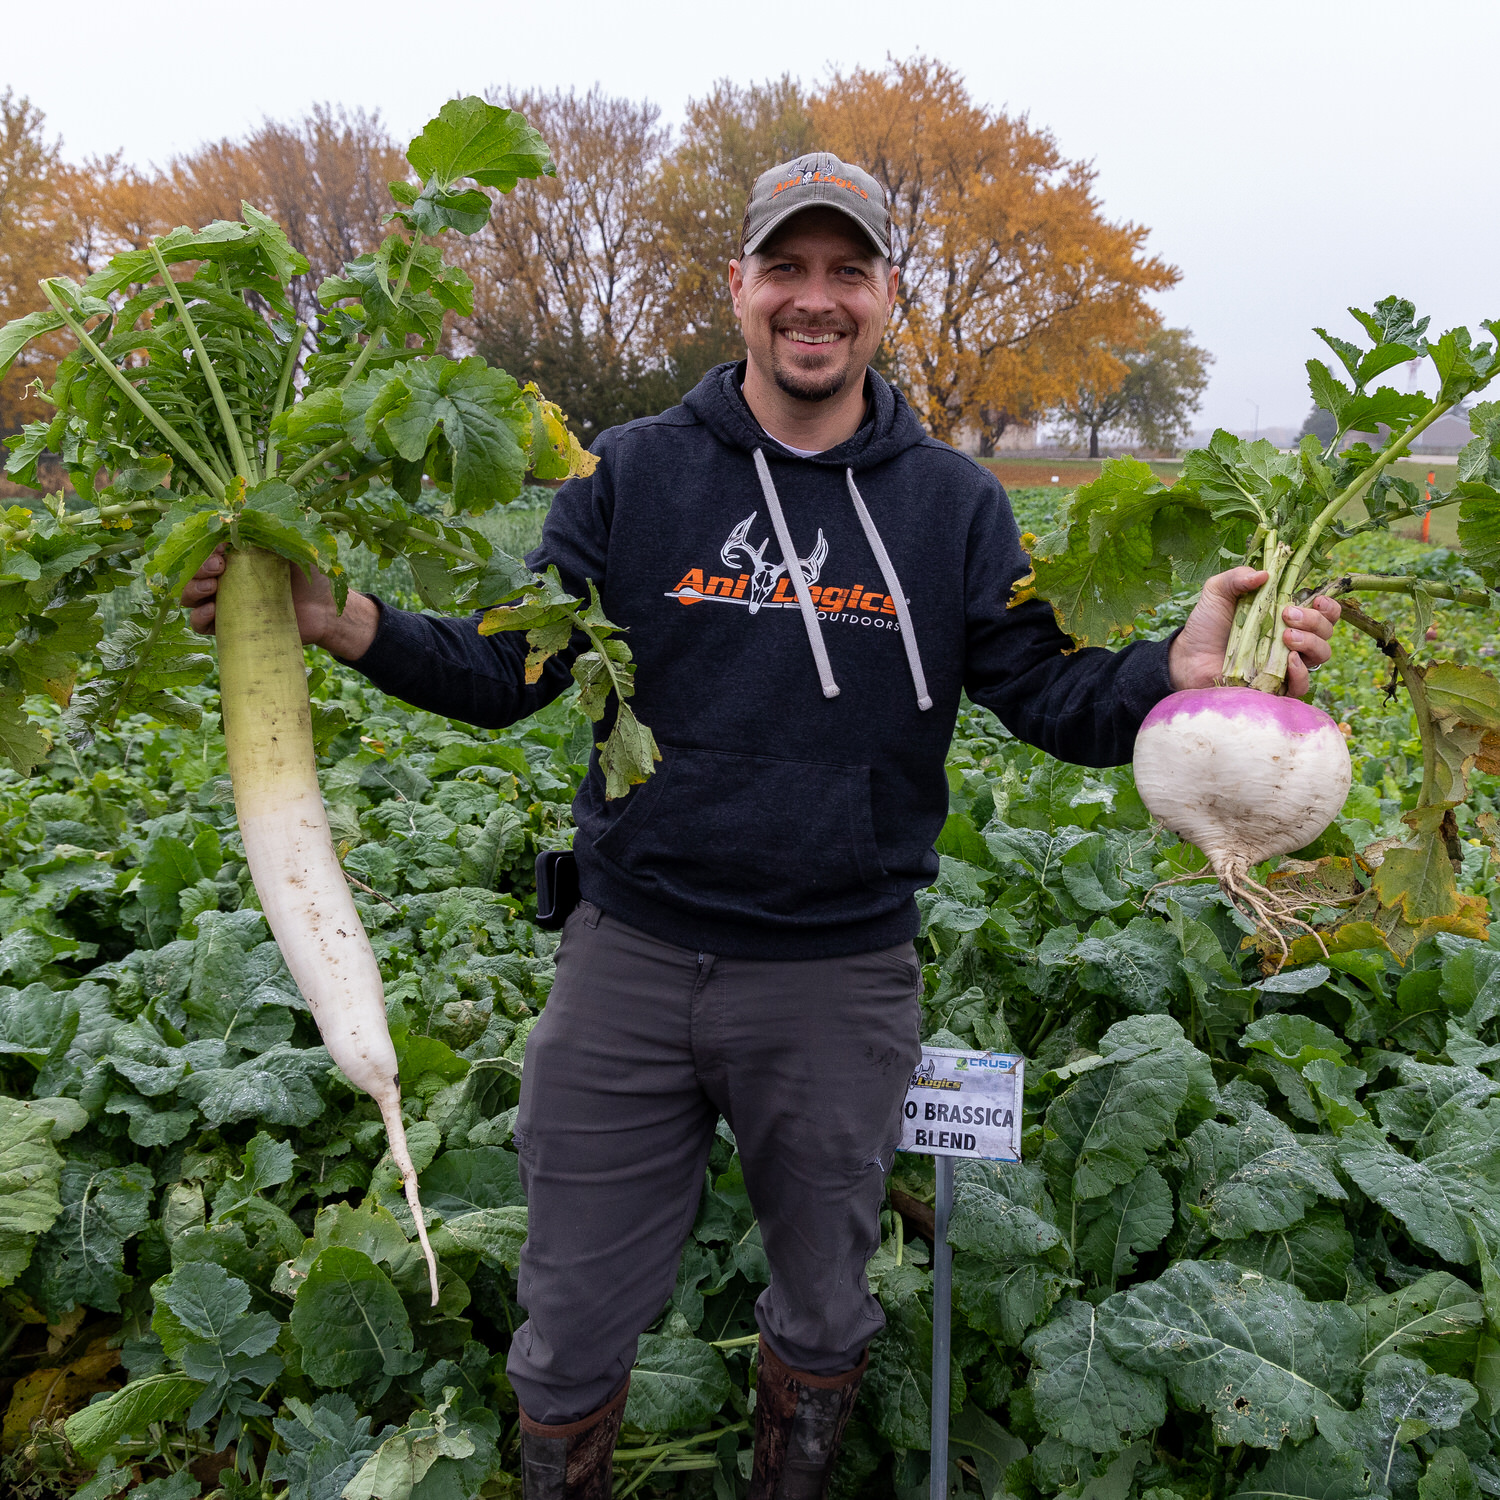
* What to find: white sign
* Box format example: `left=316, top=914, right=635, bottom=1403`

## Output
left=898, top=1047, right=1024, bottom=1161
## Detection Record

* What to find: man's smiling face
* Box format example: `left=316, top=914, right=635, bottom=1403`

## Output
left=729, top=208, right=899, bottom=404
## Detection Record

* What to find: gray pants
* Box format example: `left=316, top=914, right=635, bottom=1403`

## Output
left=506, top=901, right=923, bottom=1425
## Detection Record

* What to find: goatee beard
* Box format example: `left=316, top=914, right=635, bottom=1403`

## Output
left=772, top=362, right=849, bottom=403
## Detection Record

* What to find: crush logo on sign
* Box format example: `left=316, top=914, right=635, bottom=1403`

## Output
left=665, top=512, right=903, bottom=629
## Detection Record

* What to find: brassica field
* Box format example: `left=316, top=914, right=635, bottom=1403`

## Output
left=3, top=484, right=1500, bottom=1500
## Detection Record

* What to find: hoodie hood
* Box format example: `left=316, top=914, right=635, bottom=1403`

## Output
left=681, top=361, right=928, bottom=471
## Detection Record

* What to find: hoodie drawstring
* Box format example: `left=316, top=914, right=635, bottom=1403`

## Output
left=753, top=448, right=840, bottom=698
left=845, top=468, right=932, bottom=711
left=749, top=447, right=933, bottom=713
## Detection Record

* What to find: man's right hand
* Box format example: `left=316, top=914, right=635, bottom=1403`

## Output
left=182, top=546, right=380, bottom=662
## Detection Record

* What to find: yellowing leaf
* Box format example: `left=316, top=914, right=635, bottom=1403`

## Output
left=567, top=435, right=597, bottom=479
left=1414, top=894, right=1491, bottom=946
left=523, top=616, right=574, bottom=684
left=1007, top=569, right=1039, bottom=608
left=598, top=703, right=661, bottom=800
left=521, top=387, right=598, bottom=481
left=1428, top=662, right=1500, bottom=732
left=1266, top=856, right=1361, bottom=904
left=1281, top=921, right=1398, bottom=969
left=1421, top=662, right=1500, bottom=792
left=2, top=1337, right=119, bottom=1452
left=1371, top=812, right=1463, bottom=925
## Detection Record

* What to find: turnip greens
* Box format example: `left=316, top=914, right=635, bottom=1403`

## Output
left=1020, top=300, right=1500, bottom=963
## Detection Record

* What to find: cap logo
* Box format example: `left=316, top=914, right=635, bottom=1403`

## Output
left=771, top=169, right=870, bottom=202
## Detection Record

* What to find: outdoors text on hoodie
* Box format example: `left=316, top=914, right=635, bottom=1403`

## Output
left=350, top=363, right=1177, bottom=959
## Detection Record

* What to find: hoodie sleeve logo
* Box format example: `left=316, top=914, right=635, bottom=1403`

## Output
left=666, top=513, right=904, bottom=629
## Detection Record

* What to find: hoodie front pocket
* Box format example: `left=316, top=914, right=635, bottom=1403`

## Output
left=590, top=744, right=886, bottom=921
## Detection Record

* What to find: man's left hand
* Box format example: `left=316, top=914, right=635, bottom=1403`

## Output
left=1168, top=567, right=1341, bottom=699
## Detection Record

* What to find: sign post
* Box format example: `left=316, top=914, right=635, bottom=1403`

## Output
left=930, top=1153, right=955, bottom=1499
left=897, top=1045, right=1024, bottom=1500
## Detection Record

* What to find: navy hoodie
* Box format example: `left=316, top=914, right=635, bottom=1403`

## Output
left=352, top=362, right=1177, bottom=958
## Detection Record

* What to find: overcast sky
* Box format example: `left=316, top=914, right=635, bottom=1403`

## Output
left=10, top=0, right=1497, bottom=437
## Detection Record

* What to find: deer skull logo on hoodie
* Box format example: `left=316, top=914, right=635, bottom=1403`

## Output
left=719, top=512, right=828, bottom=613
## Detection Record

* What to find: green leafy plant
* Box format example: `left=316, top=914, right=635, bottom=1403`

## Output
left=0, top=95, right=655, bottom=791
left=1015, top=298, right=1500, bottom=957
left=0, top=95, right=658, bottom=1320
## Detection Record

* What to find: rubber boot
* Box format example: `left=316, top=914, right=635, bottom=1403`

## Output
left=518, top=1379, right=629, bottom=1500
left=748, top=1338, right=868, bottom=1500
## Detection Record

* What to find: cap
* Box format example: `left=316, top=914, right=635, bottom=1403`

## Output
left=741, top=152, right=892, bottom=260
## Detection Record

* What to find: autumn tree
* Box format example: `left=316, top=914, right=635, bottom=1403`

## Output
left=3, top=102, right=411, bottom=444
left=460, top=87, right=677, bottom=442
left=23, top=105, right=407, bottom=340
left=649, top=77, right=815, bottom=388
left=60, top=152, right=165, bottom=269
left=155, top=106, right=408, bottom=325
left=810, top=57, right=1178, bottom=451
left=0, top=92, right=74, bottom=437
left=1054, top=324, right=1214, bottom=457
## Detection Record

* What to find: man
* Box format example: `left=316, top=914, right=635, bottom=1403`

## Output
left=186, top=154, right=1339, bottom=1499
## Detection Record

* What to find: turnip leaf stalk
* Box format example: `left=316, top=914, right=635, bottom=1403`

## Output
left=0, top=99, right=659, bottom=1304
left=1015, top=297, right=1500, bottom=958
